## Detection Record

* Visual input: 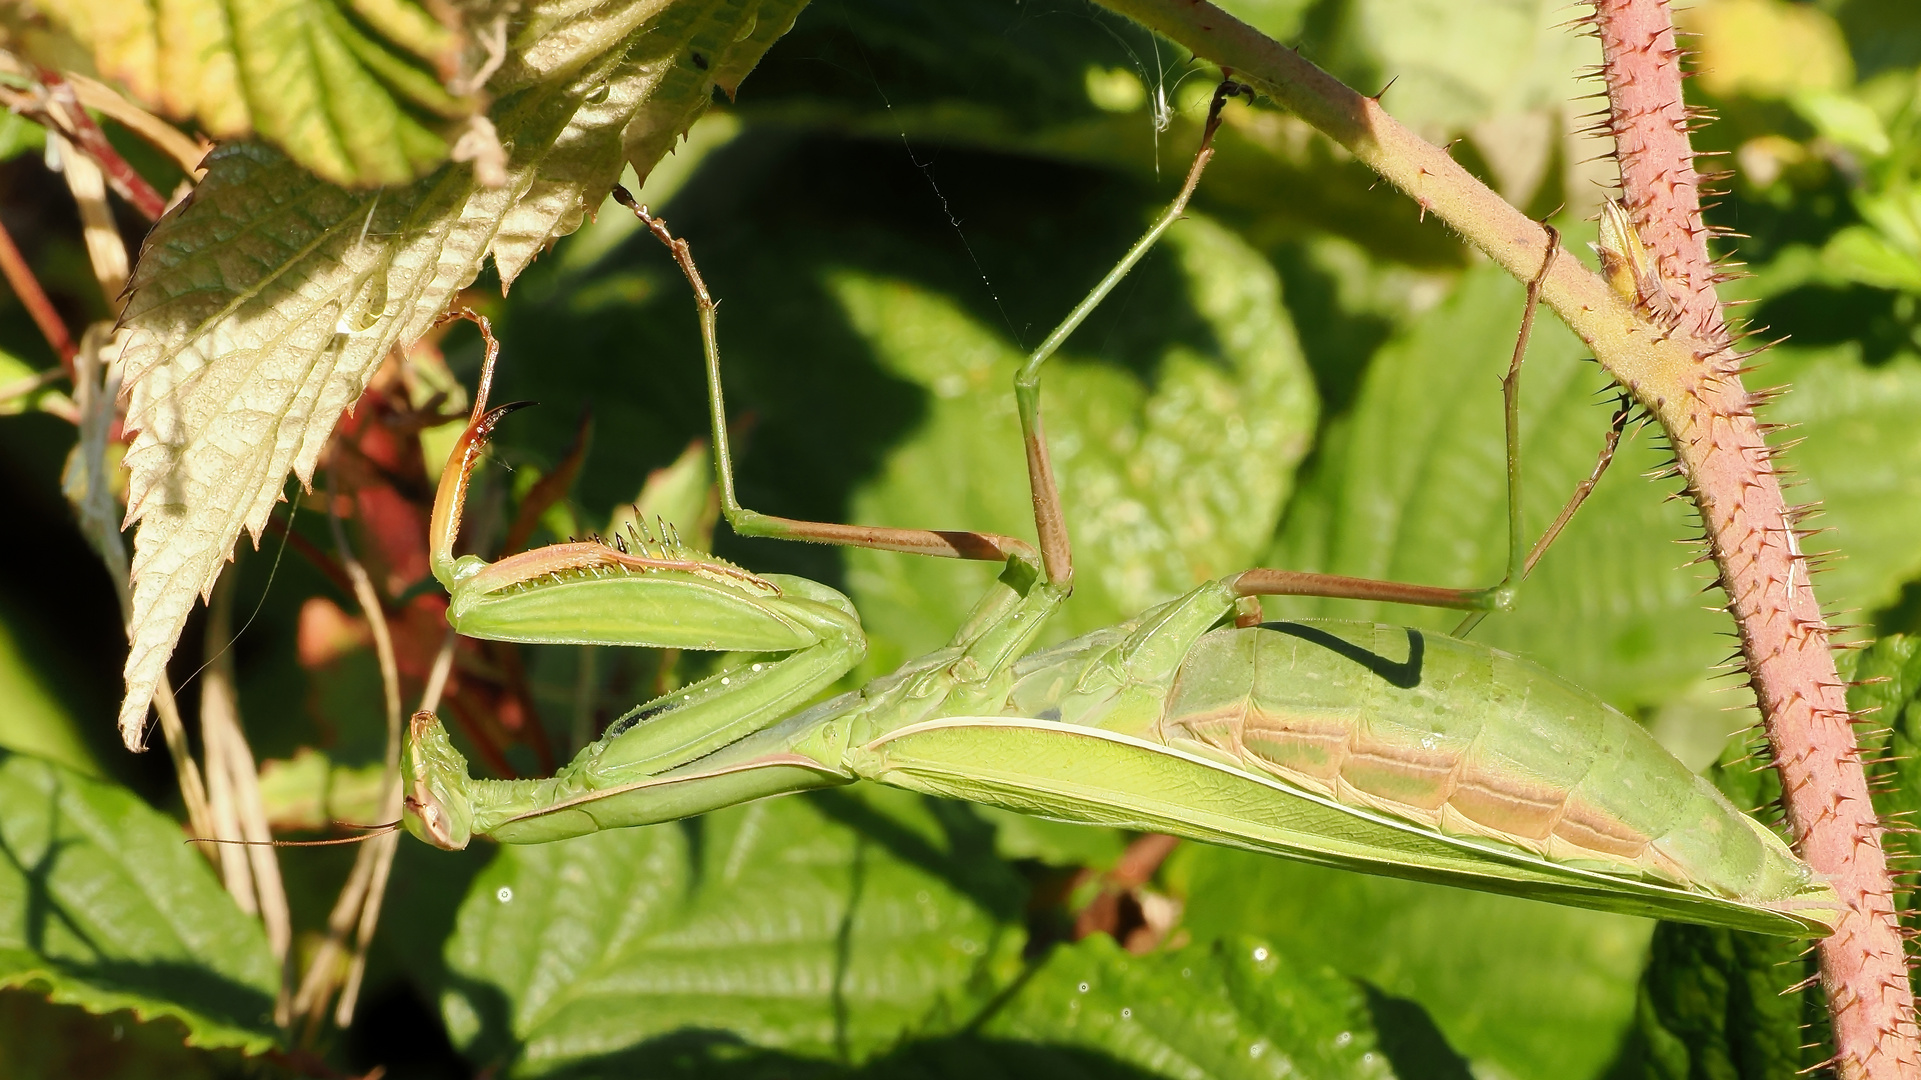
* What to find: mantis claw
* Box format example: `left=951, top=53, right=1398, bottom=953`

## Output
left=429, top=398, right=539, bottom=588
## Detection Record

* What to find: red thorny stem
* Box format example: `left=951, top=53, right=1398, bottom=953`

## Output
left=1093, top=0, right=1916, bottom=1073
left=1590, top=2, right=1916, bottom=1074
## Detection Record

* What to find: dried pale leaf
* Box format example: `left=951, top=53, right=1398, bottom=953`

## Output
left=115, top=0, right=806, bottom=749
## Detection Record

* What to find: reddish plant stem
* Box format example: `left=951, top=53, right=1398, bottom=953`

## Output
left=1591, top=2, right=1915, bottom=1074
left=0, top=215, right=77, bottom=375
left=39, top=70, right=168, bottom=222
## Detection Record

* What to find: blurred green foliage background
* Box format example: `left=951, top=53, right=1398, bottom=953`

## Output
left=2, top=0, right=1921, bottom=1076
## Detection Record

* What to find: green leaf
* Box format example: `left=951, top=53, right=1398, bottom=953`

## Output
left=42, top=0, right=470, bottom=186
left=969, top=934, right=1453, bottom=1080
left=839, top=212, right=1317, bottom=671
left=1260, top=268, right=1921, bottom=719
left=1604, top=923, right=1818, bottom=1080
left=0, top=111, right=46, bottom=164
left=743, top=2, right=1470, bottom=265
left=1165, top=844, right=1652, bottom=1079
left=1313, top=0, right=1597, bottom=146
left=1757, top=345, right=1921, bottom=616
left=0, top=348, right=73, bottom=419
left=0, top=752, right=279, bottom=1053
left=1822, top=225, right=1921, bottom=292
left=1262, top=262, right=1730, bottom=711
left=113, top=0, right=806, bottom=749
left=1856, top=635, right=1921, bottom=925
left=1794, top=89, right=1893, bottom=159
left=0, top=603, right=98, bottom=777
left=0, top=989, right=226, bottom=1080
left=439, top=789, right=1026, bottom=1076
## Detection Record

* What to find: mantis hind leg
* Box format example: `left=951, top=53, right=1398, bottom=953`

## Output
left=1229, top=225, right=1628, bottom=632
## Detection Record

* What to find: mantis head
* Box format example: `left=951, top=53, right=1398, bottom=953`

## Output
left=403, top=710, right=476, bottom=850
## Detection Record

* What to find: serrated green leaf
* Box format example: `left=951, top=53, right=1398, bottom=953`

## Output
left=1605, top=923, right=1818, bottom=1080
left=439, top=789, right=1026, bottom=1077
left=838, top=212, right=1316, bottom=672
left=972, top=935, right=1436, bottom=1080
left=1259, top=269, right=1921, bottom=717
left=1166, top=843, right=1651, bottom=1079
left=1857, top=635, right=1921, bottom=926
left=1262, top=262, right=1731, bottom=710
left=42, top=0, right=469, bottom=186
left=113, top=0, right=807, bottom=749
left=0, top=752, right=279, bottom=1053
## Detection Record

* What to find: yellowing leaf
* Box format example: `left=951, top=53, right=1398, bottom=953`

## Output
left=114, top=0, right=807, bottom=749
left=1684, top=0, right=1854, bottom=101
left=41, top=0, right=471, bottom=186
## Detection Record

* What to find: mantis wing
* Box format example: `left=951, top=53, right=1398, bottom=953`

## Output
left=854, top=717, right=1839, bottom=937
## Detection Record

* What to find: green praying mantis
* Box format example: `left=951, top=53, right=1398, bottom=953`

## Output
left=402, top=83, right=1840, bottom=938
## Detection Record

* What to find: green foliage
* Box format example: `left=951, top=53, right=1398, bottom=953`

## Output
left=0, top=752, right=279, bottom=1053
left=0, top=603, right=96, bottom=777
left=0, top=989, right=228, bottom=1080
left=839, top=212, right=1315, bottom=668
left=439, top=789, right=1026, bottom=1075
left=1606, top=923, right=1817, bottom=1080
left=1167, top=843, right=1652, bottom=1079
left=38, top=0, right=469, bottom=186
left=974, top=934, right=1441, bottom=1080
left=437, top=787, right=1459, bottom=1079
left=1263, top=262, right=1723, bottom=709
left=3, top=0, right=1921, bottom=1075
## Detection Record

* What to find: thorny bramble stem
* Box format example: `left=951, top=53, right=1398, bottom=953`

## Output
left=1589, top=1, right=1916, bottom=1074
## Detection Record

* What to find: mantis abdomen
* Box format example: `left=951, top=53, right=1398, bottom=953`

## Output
left=1003, top=616, right=1812, bottom=908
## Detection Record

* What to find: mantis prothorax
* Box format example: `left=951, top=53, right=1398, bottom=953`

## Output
left=403, top=83, right=1839, bottom=937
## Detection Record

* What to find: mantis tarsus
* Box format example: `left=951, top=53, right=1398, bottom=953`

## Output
left=403, top=83, right=1839, bottom=938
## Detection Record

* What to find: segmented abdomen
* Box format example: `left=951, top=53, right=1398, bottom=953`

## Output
left=1157, top=621, right=1805, bottom=903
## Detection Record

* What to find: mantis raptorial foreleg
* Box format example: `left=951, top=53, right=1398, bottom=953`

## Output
left=402, top=83, right=1840, bottom=937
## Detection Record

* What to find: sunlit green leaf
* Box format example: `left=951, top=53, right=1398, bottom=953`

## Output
left=973, top=934, right=1450, bottom=1080
left=0, top=753, right=279, bottom=1053
left=840, top=212, right=1316, bottom=671
left=41, top=0, right=470, bottom=185
left=439, top=789, right=1025, bottom=1076
left=1167, top=843, right=1651, bottom=1079
left=1758, top=345, right=1921, bottom=616
left=1263, top=262, right=1728, bottom=710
